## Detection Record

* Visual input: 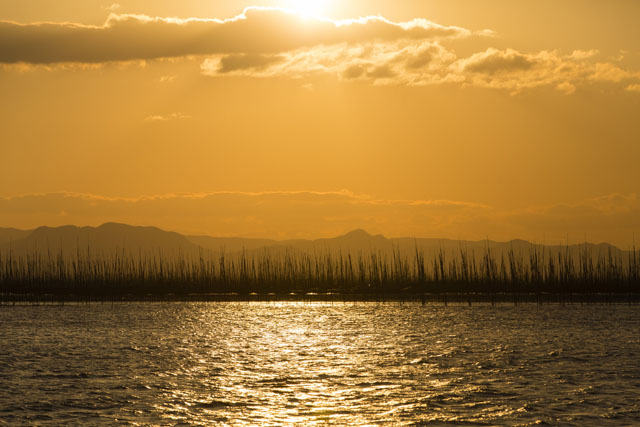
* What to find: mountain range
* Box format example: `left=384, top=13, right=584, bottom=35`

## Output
left=0, top=223, right=631, bottom=264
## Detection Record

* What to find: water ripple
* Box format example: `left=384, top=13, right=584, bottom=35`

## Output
left=1, top=302, right=639, bottom=425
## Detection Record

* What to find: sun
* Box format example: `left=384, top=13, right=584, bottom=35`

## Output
left=285, top=0, right=332, bottom=18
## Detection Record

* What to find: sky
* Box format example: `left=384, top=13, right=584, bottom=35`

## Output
left=1, top=0, right=639, bottom=246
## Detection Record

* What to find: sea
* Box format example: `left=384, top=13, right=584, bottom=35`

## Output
left=1, top=302, right=639, bottom=425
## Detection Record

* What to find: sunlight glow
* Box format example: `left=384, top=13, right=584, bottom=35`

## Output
left=284, top=0, right=333, bottom=18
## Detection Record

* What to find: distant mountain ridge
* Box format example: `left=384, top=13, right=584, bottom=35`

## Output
left=0, top=223, right=200, bottom=257
left=0, top=223, right=631, bottom=263
left=0, top=227, right=32, bottom=245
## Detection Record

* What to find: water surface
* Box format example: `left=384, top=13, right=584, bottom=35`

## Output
left=1, top=302, right=639, bottom=425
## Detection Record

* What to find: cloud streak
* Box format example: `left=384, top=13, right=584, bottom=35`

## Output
left=144, top=112, right=191, bottom=122
left=0, top=7, right=469, bottom=64
left=0, top=191, right=638, bottom=246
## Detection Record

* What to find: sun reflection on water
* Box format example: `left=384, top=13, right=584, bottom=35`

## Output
left=4, top=302, right=637, bottom=425
left=170, top=301, right=409, bottom=425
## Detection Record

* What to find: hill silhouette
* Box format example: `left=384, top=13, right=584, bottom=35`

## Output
left=0, top=222, right=630, bottom=264
left=0, top=227, right=32, bottom=245
left=0, top=223, right=201, bottom=257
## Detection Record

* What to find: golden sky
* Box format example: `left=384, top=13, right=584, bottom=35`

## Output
left=1, top=1, right=639, bottom=246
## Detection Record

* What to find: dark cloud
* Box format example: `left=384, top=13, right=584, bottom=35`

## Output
left=404, top=44, right=440, bottom=69
left=367, top=65, right=395, bottom=79
left=218, top=53, right=284, bottom=73
left=462, top=48, right=535, bottom=74
left=342, top=63, right=366, bottom=79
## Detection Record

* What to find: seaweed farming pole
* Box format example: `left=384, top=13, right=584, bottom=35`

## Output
left=1, top=246, right=640, bottom=297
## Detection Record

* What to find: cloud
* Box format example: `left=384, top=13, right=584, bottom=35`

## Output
left=504, top=194, right=640, bottom=245
left=0, top=7, right=469, bottom=64
left=0, top=191, right=638, bottom=246
left=202, top=42, right=640, bottom=93
left=2, top=8, right=639, bottom=94
left=554, top=81, right=576, bottom=94
left=460, top=48, right=535, bottom=74
left=455, top=49, right=640, bottom=94
left=626, top=83, right=640, bottom=92
left=217, top=53, right=285, bottom=73
left=159, top=75, right=177, bottom=83
left=367, top=64, right=395, bottom=79
left=452, top=48, right=640, bottom=94
left=202, top=41, right=459, bottom=86
left=342, top=63, right=366, bottom=79
left=103, top=3, right=120, bottom=11
left=476, top=29, right=498, bottom=38
left=144, top=112, right=191, bottom=122
left=0, top=191, right=487, bottom=240
left=589, top=62, right=639, bottom=83
left=404, top=44, right=444, bottom=69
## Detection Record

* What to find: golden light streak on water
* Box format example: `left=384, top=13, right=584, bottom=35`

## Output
left=1, top=302, right=639, bottom=425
